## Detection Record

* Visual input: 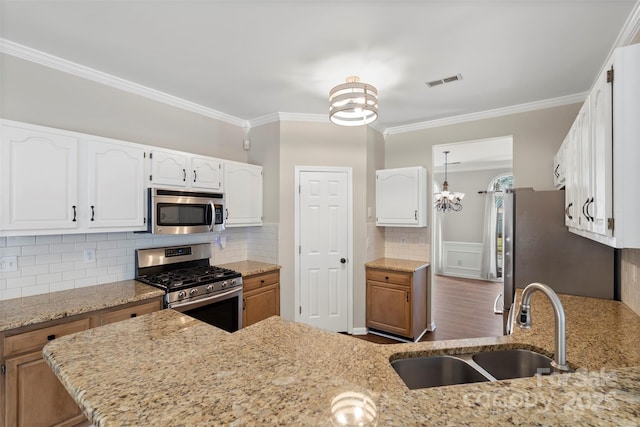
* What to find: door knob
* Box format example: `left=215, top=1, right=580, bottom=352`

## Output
left=340, top=258, right=346, bottom=264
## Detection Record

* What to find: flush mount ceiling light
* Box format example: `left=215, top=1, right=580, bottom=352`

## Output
left=434, top=150, right=465, bottom=212
left=329, top=76, right=378, bottom=126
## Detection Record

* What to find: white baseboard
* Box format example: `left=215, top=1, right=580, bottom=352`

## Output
left=350, top=327, right=368, bottom=336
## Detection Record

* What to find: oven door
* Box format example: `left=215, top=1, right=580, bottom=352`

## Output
left=168, top=288, right=242, bottom=332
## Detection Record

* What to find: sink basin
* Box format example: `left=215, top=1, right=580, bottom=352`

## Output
left=471, top=349, right=554, bottom=380
left=390, top=356, right=490, bottom=389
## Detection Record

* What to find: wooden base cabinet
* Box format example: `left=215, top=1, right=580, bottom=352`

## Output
left=242, top=270, right=280, bottom=327
left=1, top=297, right=162, bottom=427
left=366, top=266, right=428, bottom=341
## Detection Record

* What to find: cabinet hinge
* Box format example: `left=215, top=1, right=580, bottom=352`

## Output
left=1, top=365, right=5, bottom=375
left=608, top=218, right=615, bottom=231
left=607, top=69, right=614, bottom=83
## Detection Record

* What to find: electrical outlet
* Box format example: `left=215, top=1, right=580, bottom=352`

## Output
left=400, top=237, right=407, bottom=246
left=0, top=256, right=18, bottom=272
left=83, top=249, right=96, bottom=264
left=419, top=237, right=426, bottom=246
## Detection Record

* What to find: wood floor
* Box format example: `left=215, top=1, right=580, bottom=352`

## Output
left=354, top=275, right=504, bottom=344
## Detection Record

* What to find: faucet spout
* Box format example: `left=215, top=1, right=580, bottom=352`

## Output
left=517, top=282, right=570, bottom=372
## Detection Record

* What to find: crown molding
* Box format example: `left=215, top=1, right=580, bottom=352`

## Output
left=384, top=92, right=588, bottom=136
left=0, top=38, right=248, bottom=128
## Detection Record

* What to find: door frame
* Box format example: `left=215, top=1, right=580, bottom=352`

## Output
left=294, top=166, right=354, bottom=333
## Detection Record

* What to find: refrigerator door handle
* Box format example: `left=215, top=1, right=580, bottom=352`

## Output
left=493, top=293, right=504, bottom=314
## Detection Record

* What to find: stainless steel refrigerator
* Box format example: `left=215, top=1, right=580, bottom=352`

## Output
left=501, top=188, right=616, bottom=334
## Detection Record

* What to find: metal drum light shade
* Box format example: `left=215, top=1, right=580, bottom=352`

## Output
left=329, top=76, right=378, bottom=126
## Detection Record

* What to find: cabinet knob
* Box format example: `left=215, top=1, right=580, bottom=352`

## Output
left=130, top=313, right=137, bottom=318
left=47, top=334, right=56, bottom=341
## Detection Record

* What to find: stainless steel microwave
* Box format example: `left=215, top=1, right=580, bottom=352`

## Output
left=149, top=188, right=224, bottom=234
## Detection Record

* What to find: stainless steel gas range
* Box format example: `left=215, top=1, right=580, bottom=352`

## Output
left=135, top=243, right=243, bottom=332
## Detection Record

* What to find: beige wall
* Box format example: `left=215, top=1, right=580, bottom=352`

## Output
left=248, top=122, right=280, bottom=223
left=277, top=121, right=369, bottom=328
left=1, top=54, right=247, bottom=161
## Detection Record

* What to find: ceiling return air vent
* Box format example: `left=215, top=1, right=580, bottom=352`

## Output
left=426, top=73, right=463, bottom=88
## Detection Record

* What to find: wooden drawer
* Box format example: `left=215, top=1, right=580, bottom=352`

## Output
left=100, top=299, right=162, bottom=326
left=243, top=270, right=280, bottom=292
left=3, top=317, right=91, bottom=358
left=366, top=268, right=412, bottom=286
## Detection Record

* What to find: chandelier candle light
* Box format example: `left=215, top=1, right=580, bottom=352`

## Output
left=434, top=150, right=465, bottom=212
left=329, top=76, right=378, bottom=126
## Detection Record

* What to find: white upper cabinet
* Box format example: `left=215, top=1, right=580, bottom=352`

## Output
left=553, top=139, right=566, bottom=189
left=561, top=43, right=640, bottom=248
left=85, top=137, right=147, bottom=229
left=376, top=166, right=427, bottom=227
left=149, top=148, right=190, bottom=187
left=1, top=122, right=79, bottom=232
left=0, top=120, right=148, bottom=236
left=191, top=156, right=223, bottom=191
left=224, top=162, right=263, bottom=227
left=149, top=148, right=223, bottom=191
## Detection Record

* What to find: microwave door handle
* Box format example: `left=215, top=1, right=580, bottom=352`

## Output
left=208, top=201, right=215, bottom=231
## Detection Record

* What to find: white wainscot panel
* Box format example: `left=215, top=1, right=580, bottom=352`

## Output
left=442, top=241, right=482, bottom=279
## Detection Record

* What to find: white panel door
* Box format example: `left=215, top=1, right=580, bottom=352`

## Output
left=150, top=149, right=189, bottom=187
left=299, top=170, right=349, bottom=332
left=191, top=156, right=223, bottom=191
left=1, top=124, right=79, bottom=231
left=85, top=138, right=147, bottom=229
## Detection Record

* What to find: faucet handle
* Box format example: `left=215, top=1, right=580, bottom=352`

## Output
left=517, top=303, right=532, bottom=328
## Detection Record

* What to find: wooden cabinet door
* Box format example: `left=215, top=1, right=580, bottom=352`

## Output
left=5, top=351, right=87, bottom=427
left=0, top=122, right=79, bottom=232
left=99, top=299, right=162, bottom=326
left=191, top=156, right=223, bottom=191
left=366, top=280, right=411, bottom=337
left=224, top=162, right=263, bottom=227
left=85, top=137, right=147, bottom=230
left=243, top=284, right=280, bottom=327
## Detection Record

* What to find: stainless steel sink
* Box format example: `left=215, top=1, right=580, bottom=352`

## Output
left=390, top=355, right=490, bottom=389
left=391, top=348, right=563, bottom=390
left=471, top=349, right=554, bottom=380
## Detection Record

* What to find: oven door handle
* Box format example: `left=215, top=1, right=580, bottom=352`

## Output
left=169, top=288, right=242, bottom=311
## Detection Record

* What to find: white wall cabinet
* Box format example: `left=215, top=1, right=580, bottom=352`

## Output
left=149, top=148, right=223, bottom=191
left=1, top=123, right=80, bottom=232
left=85, top=137, right=147, bottom=229
left=560, top=43, right=640, bottom=248
left=376, top=166, right=427, bottom=227
left=553, top=139, right=566, bottom=189
left=224, top=162, right=263, bottom=227
left=0, top=120, right=147, bottom=236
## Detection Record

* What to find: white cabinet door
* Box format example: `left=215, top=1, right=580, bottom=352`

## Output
left=1, top=123, right=79, bottom=231
left=149, top=149, right=189, bottom=187
left=224, top=162, right=263, bottom=227
left=577, top=100, right=592, bottom=232
left=563, top=126, right=580, bottom=229
left=553, top=141, right=565, bottom=189
left=191, top=156, right=223, bottom=191
left=376, top=166, right=427, bottom=227
left=589, top=65, right=614, bottom=238
left=85, top=137, right=147, bottom=229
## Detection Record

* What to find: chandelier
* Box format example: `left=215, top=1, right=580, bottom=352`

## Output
left=434, top=150, right=465, bottom=212
left=329, top=76, right=378, bottom=126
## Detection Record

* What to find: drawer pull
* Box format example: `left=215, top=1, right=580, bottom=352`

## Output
left=385, top=276, right=389, bottom=280
left=260, top=279, right=265, bottom=284
left=47, top=334, right=56, bottom=341
left=130, top=313, right=137, bottom=318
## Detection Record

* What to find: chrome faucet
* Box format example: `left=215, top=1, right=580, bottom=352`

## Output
left=517, top=282, right=570, bottom=372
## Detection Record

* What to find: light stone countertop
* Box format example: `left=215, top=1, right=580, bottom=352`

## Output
left=43, top=291, right=640, bottom=426
left=217, top=260, right=281, bottom=277
left=365, top=257, right=430, bottom=273
left=0, top=281, right=164, bottom=332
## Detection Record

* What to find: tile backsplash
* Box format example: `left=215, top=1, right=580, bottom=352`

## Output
left=0, top=224, right=278, bottom=300
left=366, top=224, right=430, bottom=263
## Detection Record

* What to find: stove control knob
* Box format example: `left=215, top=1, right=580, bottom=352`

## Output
left=230, top=279, right=237, bottom=286
left=206, top=284, right=213, bottom=292
left=190, top=288, right=198, bottom=296
left=178, top=291, right=186, bottom=299
left=221, top=281, right=227, bottom=288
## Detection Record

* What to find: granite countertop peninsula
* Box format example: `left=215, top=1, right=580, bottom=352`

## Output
left=218, top=260, right=280, bottom=277
left=365, top=257, right=430, bottom=273
left=0, top=281, right=164, bottom=332
left=43, top=291, right=640, bottom=426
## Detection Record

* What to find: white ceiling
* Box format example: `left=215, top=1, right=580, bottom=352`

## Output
left=1, top=1, right=638, bottom=131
